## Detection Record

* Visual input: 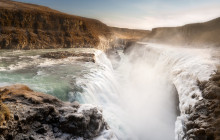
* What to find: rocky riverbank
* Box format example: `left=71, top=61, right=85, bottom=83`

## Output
left=0, top=84, right=108, bottom=140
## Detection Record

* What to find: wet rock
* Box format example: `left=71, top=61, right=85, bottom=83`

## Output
left=186, top=121, right=199, bottom=130
left=185, top=71, right=220, bottom=140
left=71, top=101, right=80, bottom=108
left=41, top=51, right=96, bottom=63
left=53, top=127, right=59, bottom=133
left=36, top=125, right=47, bottom=134
left=0, top=84, right=108, bottom=139
left=14, top=114, right=19, bottom=121
left=76, top=57, right=95, bottom=63
left=29, top=135, right=36, bottom=140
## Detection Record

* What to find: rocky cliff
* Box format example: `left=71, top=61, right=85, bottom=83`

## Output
left=0, top=84, right=108, bottom=139
left=184, top=71, right=220, bottom=140
left=0, top=0, right=112, bottom=49
left=144, top=17, right=220, bottom=47
left=0, top=0, right=152, bottom=50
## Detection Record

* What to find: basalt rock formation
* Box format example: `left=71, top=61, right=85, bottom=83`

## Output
left=0, top=84, right=108, bottom=140
left=144, top=17, right=220, bottom=47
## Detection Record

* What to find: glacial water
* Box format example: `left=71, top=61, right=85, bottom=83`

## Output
left=0, top=48, right=99, bottom=100
left=0, top=43, right=217, bottom=140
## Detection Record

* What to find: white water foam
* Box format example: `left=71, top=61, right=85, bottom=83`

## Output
left=0, top=45, right=217, bottom=139
left=139, top=43, right=216, bottom=140
left=0, top=56, right=79, bottom=71
left=74, top=44, right=217, bottom=140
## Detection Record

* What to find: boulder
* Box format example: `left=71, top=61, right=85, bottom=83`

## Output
left=0, top=84, right=108, bottom=139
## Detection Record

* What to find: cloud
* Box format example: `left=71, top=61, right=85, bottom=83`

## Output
left=101, top=4, right=220, bottom=30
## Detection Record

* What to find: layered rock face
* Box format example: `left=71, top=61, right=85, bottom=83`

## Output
left=144, top=17, right=220, bottom=47
left=0, top=85, right=108, bottom=140
left=184, top=71, right=220, bottom=140
left=0, top=0, right=112, bottom=49
left=0, top=0, right=154, bottom=51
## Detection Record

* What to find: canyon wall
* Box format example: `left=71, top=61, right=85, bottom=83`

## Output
left=0, top=0, right=112, bottom=49
left=0, top=0, right=152, bottom=51
left=144, top=17, right=220, bottom=47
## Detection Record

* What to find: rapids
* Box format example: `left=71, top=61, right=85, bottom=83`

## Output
left=0, top=43, right=217, bottom=140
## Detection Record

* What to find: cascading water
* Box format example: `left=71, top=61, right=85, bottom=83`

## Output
left=0, top=43, right=217, bottom=140
left=72, top=43, right=217, bottom=140
left=75, top=47, right=177, bottom=140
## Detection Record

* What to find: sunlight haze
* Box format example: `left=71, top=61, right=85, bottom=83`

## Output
left=15, top=0, right=220, bottom=29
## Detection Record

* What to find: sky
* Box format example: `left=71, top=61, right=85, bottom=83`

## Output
left=15, top=0, right=220, bottom=30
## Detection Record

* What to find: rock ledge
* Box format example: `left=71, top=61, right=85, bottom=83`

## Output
left=0, top=84, right=108, bottom=140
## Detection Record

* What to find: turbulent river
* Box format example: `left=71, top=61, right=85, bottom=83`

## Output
left=0, top=43, right=217, bottom=140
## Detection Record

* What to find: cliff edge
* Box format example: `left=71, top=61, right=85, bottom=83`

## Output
left=0, top=0, right=112, bottom=49
left=144, top=17, right=220, bottom=47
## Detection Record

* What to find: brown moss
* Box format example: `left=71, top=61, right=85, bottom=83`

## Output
left=0, top=101, right=10, bottom=126
left=0, top=84, right=62, bottom=107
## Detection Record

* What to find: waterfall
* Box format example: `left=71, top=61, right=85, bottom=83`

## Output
left=73, top=43, right=217, bottom=140
left=0, top=43, right=216, bottom=139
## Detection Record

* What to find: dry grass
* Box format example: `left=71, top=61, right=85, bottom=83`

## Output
left=0, top=101, right=10, bottom=126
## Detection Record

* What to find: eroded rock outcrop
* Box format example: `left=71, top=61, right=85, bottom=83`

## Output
left=0, top=84, right=108, bottom=140
left=41, top=51, right=95, bottom=63
left=184, top=71, right=220, bottom=140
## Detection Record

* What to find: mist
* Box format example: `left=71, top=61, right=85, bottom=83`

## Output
left=114, top=46, right=178, bottom=139
left=88, top=43, right=216, bottom=140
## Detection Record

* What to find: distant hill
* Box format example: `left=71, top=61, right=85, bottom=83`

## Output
left=1, top=0, right=218, bottom=49
left=111, top=27, right=150, bottom=40
left=144, top=17, right=220, bottom=47
left=0, top=0, right=112, bottom=49
left=0, top=0, right=150, bottom=50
